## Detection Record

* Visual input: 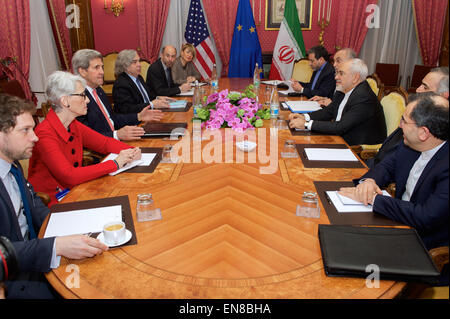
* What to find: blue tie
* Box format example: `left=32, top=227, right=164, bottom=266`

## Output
left=136, top=80, right=150, bottom=103
left=10, top=165, right=37, bottom=239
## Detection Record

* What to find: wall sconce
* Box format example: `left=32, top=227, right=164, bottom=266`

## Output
left=104, top=0, right=124, bottom=17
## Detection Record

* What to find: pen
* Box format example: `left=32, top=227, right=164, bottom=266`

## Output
left=324, top=191, right=332, bottom=205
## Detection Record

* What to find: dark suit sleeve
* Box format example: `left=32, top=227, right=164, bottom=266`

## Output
left=299, top=63, right=336, bottom=98
left=77, top=113, right=113, bottom=138
left=112, top=75, right=149, bottom=114
left=373, top=176, right=448, bottom=233
left=146, top=62, right=181, bottom=97
left=309, top=90, right=377, bottom=137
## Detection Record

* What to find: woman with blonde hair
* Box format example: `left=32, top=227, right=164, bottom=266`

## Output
left=171, top=43, right=202, bottom=85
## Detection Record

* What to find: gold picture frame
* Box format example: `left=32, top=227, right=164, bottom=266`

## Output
left=265, top=0, right=312, bottom=30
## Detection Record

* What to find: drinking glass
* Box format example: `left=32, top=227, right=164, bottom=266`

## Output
left=281, top=139, right=298, bottom=158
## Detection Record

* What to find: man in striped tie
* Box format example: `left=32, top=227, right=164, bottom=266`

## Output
left=72, top=49, right=164, bottom=141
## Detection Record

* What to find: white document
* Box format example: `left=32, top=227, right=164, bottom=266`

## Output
left=278, top=84, right=296, bottom=95
left=261, top=80, right=289, bottom=86
left=139, top=153, right=157, bottom=166
left=326, top=190, right=391, bottom=213
left=284, top=101, right=321, bottom=113
left=190, top=82, right=207, bottom=87
left=44, top=205, right=123, bottom=238
left=304, top=148, right=359, bottom=161
left=103, top=153, right=144, bottom=175
left=177, top=89, right=194, bottom=96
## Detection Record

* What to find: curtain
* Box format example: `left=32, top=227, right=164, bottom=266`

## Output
left=335, top=0, right=378, bottom=55
left=46, top=0, right=72, bottom=71
left=202, top=0, right=239, bottom=76
left=29, top=0, right=60, bottom=107
left=137, top=0, right=171, bottom=63
left=0, top=0, right=32, bottom=100
left=161, top=0, right=222, bottom=76
left=412, top=0, right=448, bottom=66
left=359, top=0, right=422, bottom=88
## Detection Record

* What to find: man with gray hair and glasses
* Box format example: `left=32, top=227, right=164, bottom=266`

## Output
left=72, top=49, right=164, bottom=141
left=289, top=58, right=387, bottom=146
left=339, top=92, right=448, bottom=285
left=366, top=66, right=449, bottom=168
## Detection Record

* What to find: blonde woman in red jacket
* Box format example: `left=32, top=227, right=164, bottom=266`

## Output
left=28, top=71, right=141, bottom=206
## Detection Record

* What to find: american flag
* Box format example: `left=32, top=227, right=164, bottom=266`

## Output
left=184, top=0, right=216, bottom=80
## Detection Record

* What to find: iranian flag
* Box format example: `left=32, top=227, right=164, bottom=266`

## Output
left=269, top=0, right=306, bottom=80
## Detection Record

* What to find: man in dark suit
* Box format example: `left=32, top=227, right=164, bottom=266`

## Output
left=291, top=45, right=336, bottom=99
left=289, top=58, right=387, bottom=146
left=72, top=49, right=164, bottom=141
left=113, top=49, right=171, bottom=114
left=146, top=45, right=191, bottom=97
left=0, top=94, right=108, bottom=298
left=339, top=93, right=448, bottom=253
left=366, top=66, right=449, bottom=168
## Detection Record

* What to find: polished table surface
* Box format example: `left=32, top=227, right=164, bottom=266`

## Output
left=43, top=78, right=406, bottom=299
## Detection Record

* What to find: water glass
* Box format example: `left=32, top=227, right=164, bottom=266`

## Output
left=161, top=145, right=173, bottom=163
left=281, top=139, right=298, bottom=158
left=137, top=193, right=158, bottom=222
left=296, top=192, right=320, bottom=218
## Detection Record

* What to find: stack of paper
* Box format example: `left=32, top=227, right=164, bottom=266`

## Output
left=103, top=153, right=143, bottom=175
left=261, top=80, right=289, bottom=86
left=325, top=190, right=391, bottom=213
left=304, top=148, right=359, bottom=161
left=177, top=90, right=194, bottom=96
left=169, top=100, right=187, bottom=109
left=283, top=101, right=321, bottom=113
left=44, top=205, right=123, bottom=237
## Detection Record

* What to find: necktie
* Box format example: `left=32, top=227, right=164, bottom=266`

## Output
left=10, top=165, right=37, bottom=239
left=166, top=68, right=173, bottom=88
left=92, top=89, right=114, bottom=131
left=136, top=79, right=150, bottom=103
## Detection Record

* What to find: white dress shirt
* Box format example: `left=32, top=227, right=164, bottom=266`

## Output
left=402, top=142, right=445, bottom=201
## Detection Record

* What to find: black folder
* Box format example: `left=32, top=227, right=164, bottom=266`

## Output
left=142, top=122, right=187, bottom=138
left=318, top=225, right=440, bottom=284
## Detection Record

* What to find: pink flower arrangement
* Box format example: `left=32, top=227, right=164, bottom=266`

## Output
left=195, top=86, right=268, bottom=133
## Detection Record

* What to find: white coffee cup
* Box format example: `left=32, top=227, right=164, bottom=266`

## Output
left=103, top=221, right=126, bottom=245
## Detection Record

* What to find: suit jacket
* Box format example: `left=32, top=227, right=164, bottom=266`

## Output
left=113, top=72, right=156, bottom=114
left=0, top=161, right=56, bottom=298
left=299, top=61, right=336, bottom=98
left=360, top=141, right=449, bottom=250
left=309, top=80, right=387, bottom=145
left=146, top=58, right=181, bottom=97
left=366, top=127, right=404, bottom=169
left=77, top=86, right=139, bottom=138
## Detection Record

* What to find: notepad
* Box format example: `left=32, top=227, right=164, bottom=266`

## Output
left=177, top=90, right=194, bottom=96
left=169, top=100, right=187, bottom=109
left=103, top=153, right=144, bottom=175
left=326, top=190, right=391, bottom=213
left=283, top=101, right=322, bottom=113
left=261, top=80, right=289, bottom=86
left=138, top=153, right=157, bottom=166
left=304, top=148, right=359, bottom=161
left=44, top=205, right=122, bottom=238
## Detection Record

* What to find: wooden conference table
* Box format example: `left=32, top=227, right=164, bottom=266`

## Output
left=43, top=78, right=406, bottom=299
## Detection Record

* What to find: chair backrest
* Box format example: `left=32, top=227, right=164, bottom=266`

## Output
left=140, top=59, right=150, bottom=80
left=408, top=65, right=434, bottom=91
left=0, top=79, right=26, bottom=99
left=40, top=101, right=51, bottom=117
left=380, top=87, right=408, bottom=136
left=291, top=58, right=313, bottom=83
left=103, top=52, right=118, bottom=84
left=375, top=63, right=400, bottom=87
left=366, top=73, right=384, bottom=100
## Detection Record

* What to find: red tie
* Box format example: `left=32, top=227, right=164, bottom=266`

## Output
left=92, top=89, right=114, bottom=131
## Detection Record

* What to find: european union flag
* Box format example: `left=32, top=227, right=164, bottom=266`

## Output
left=228, top=0, right=263, bottom=78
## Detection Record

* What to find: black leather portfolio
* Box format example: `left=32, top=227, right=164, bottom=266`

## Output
left=318, top=225, right=440, bottom=284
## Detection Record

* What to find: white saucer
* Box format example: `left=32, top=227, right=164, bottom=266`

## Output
left=236, top=141, right=257, bottom=152
left=97, top=229, right=132, bottom=247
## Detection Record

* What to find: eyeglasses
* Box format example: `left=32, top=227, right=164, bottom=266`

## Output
left=70, top=92, right=87, bottom=99
left=400, top=115, right=416, bottom=126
